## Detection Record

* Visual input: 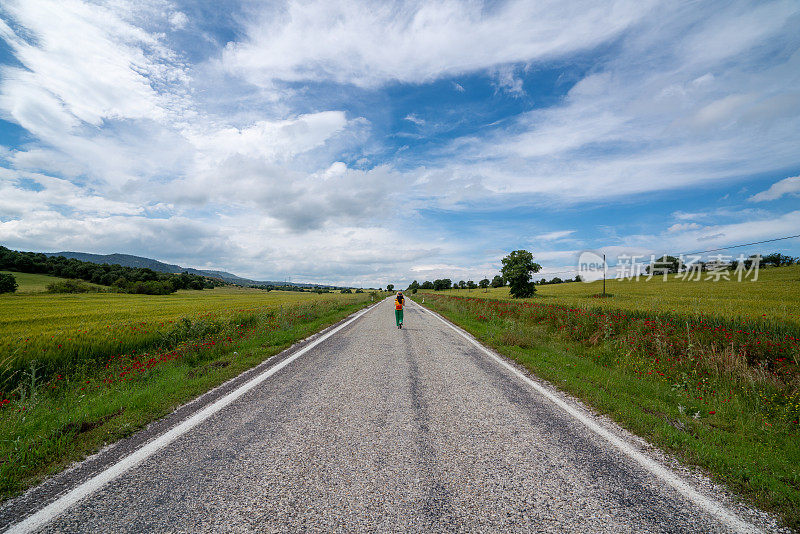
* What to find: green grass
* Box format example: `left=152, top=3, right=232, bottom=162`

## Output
left=416, top=277, right=800, bottom=530
left=442, top=264, right=800, bottom=325
left=0, top=287, right=374, bottom=500
left=0, top=271, right=106, bottom=294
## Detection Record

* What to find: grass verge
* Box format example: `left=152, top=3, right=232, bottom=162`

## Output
left=416, top=293, right=800, bottom=531
left=0, top=295, right=372, bottom=501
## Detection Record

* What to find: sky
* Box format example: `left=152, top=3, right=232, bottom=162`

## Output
left=0, top=0, right=799, bottom=287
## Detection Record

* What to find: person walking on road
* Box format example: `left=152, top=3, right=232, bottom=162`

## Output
left=395, top=291, right=404, bottom=329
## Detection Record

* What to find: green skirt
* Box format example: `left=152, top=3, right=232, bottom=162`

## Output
left=395, top=309, right=404, bottom=326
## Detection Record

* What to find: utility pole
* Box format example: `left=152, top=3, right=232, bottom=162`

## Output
left=602, top=253, right=607, bottom=297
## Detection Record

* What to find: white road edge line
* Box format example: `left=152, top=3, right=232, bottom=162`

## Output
left=413, top=301, right=760, bottom=534
left=6, top=302, right=380, bottom=534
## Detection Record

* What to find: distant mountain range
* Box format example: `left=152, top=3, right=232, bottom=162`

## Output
left=42, top=251, right=323, bottom=287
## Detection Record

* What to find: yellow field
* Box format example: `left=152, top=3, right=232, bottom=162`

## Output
left=428, top=265, right=800, bottom=325
left=0, top=285, right=368, bottom=341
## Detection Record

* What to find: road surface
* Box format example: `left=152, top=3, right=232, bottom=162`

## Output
left=2, top=298, right=773, bottom=533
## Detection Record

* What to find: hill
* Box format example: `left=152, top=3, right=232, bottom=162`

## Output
left=42, top=251, right=329, bottom=288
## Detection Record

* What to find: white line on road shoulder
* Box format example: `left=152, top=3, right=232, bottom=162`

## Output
left=413, top=301, right=760, bottom=534
left=6, top=302, right=379, bottom=534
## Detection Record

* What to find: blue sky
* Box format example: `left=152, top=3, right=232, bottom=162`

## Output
left=0, top=0, right=799, bottom=286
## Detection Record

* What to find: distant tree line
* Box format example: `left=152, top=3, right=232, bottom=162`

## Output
left=407, top=250, right=543, bottom=298
left=406, top=249, right=798, bottom=300
left=537, top=275, right=581, bottom=285
left=644, top=252, right=798, bottom=274
left=248, top=284, right=362, bottom=293
left=0, top=246, right=223, bottom=295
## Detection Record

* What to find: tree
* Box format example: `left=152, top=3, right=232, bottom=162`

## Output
left=0, top=272, right=18, bottom=293
left=466, top=280, right=477, bottom=289
left=420, top=280, right=434, bottom=290
left=433, top=278, right=452, bottom=291
left=761, top=253, right=798, bottom=267
left=645, top=255, right=681, bottom=275
left=491, top=275, right=504, bottom=288
left=407, top=280, right=420, bottom=292
left=458, top=280, right=466, bottom=289
left=479, top=278, right=490, bottom=289
left=386, top=284, right=395, bottom=292
left=500, top=250, right=541, bottom=299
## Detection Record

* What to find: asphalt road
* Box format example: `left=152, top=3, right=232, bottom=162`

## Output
left=3, top=298, right=774, bottom=533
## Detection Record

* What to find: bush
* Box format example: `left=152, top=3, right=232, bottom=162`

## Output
left=125, top=281, right=173, bottom=295
left=0, top=273, right=17, bottom=293
left=46, top=279, right=103, bottom=293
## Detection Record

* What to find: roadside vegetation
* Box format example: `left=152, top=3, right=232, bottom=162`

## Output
left=0, top=285, right=373, bottom=500
left=416, top=264, right=800, bottom=529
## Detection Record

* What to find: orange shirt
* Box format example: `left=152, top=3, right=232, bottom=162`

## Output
left=395, top=297, right=404, bottom=310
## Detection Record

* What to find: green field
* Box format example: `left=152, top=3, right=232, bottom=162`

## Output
left=0, top=285, right=377, bottom=500
left=0, top=270, right=107, bottom=294
left=1, top=283, right=363, bottom=340
left=435, top=264, right=800, bottom=325
left=417, top=265, right=800, bottom=529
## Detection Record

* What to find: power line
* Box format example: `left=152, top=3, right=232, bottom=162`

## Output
left=679, top=234, right=800, bottom=256
left=537, top=233, right=800, bottom=277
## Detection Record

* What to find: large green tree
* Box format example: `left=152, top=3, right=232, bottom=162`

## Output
left=478, top=278, right=490, bottom=289
left=491, top=275, right=504, bottom=288
left=500, top=250, right=541, bottom=298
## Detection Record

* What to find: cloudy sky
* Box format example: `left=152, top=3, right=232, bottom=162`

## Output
left=1, top=0, right=799, bottom=286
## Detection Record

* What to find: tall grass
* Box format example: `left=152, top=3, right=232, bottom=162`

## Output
left=428, top=293, right=800, bottom=427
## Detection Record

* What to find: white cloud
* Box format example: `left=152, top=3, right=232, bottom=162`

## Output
left=667, top=222, right=701, bottom=233
left=492, top=65, right=525, bottom=96
left=221, top=0, right=653, bottom=88
left=404, top=113, right=425, bottom=126
left=0, top=0, right=180, bottom=131
left=420, top=1, right=800, bottom=205
left=187, top=111, right=350, bottom=165
left=535, top=230, right=575, bottom=241
left=749, top=176, right=800, bottom=202
left=168, top=11, right=188, bottom=30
